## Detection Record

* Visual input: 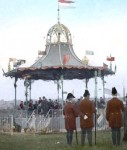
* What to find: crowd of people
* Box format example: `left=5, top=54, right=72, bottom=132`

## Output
left=18, top=95, right=105, bottom=117
left=63, top=87, right=124, bottom=146
left=18, top=96, right=62, bottom=116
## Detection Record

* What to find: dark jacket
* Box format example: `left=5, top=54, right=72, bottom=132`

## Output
left=79, top=98, right=95, bottom=128
left=106, top=97, right=124, bottom=128
left=63, top=102, right=78, bottom=130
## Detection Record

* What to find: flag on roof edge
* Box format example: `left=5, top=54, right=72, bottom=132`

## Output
left=85, top=50, right=94, bottom=55
left=103, top=63, right=108, bottom=68
left=107, top=56, right=115, bottom=61
left=9, top=58, right=16, bottom=62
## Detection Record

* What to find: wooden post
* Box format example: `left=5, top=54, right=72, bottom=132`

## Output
left=123, top=107, right=127, bottom=141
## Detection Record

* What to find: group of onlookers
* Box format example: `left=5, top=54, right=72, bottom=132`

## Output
left=63, top=87, right=124, bottom=146
left=18, top=96, right=62, bottom=116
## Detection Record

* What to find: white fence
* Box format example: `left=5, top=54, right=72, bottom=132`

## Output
left=0, top=115, right=13, bottom=135
left=0, top=109, right=109, bottom=134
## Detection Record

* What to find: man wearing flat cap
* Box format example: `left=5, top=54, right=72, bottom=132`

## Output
left=106, top=87, right=124, bottom=146
left=63, top=93, right=78, bottom=145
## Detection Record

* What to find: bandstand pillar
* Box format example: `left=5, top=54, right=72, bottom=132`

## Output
left=14, top=76, right=18, bottom=117
left=94, top=70, right=98, bottom=145
left=61, top=75, right=64, bottom=109
left=24, top=79, right=29, bottom=122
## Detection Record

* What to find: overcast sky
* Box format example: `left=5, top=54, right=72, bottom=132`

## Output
left=0, top=0, right=127, bottom=101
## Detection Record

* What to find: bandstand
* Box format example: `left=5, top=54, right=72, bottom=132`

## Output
left=5, top=22, right=115, bottom=104
left=4, top=21, right=115, bottom=135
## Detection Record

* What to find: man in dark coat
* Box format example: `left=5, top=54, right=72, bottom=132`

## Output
left=79, top=90, right=95, bottom=146
left=106, top=87, right=124, bottom=146
left=63, top=93, right=78, bottom=145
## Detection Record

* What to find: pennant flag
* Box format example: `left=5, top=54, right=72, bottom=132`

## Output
left=38, top=50, right=46, bottom=55
left=9, top=58, right=16, bottom=62
left=63, top=54, right=70, bottom=64
left=18, top=59, right=26, bottom=64
left=13, top=59, right=26, bottom=67
left=85, top=50, right=94, bottom=55
left=103, top=63, right=108, bottom=68
left=59, top=0, right=75, bottom=3
left=58, top=0, right=75, bottom=8
left=107, top=56, right=115, bottom=61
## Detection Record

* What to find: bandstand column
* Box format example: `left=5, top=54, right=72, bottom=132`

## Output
left=57, top=80, right=60, bottom=103
left=24, top=79, right=29, bottom=122
left=94, top=70, right=98, bottom=145
left=28, top=79, right=34, bottom=101
left=102, top=76, right=105, bottom=100
left=61, top=75, right=64, bottom=109
left=14, top=76, right=18, bottom=117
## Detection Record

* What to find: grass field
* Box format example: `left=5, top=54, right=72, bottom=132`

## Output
left=0, top=131, right=127, bottom=150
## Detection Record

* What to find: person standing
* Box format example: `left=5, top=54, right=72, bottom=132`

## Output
left=106, top=87, right=124, bottom=146
left=63, top=93, right=78, bottom=145
left=79, top=90, right=95, bottom=146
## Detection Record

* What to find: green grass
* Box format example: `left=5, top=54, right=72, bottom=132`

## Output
left=0, top=131, right=127, bottom=150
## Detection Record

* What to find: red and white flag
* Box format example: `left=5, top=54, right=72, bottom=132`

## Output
left=59, top=0, right=75, bottom=3
left=107, top=56, right=115, bottom=61
left=58, top=0, right=75, bottom=8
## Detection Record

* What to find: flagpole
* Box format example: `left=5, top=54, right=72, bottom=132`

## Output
left=57, top=0, right=60, bottom=23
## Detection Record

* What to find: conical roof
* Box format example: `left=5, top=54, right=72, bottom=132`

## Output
left=5, top=22, right=115, bottom=80
left=31, top=22, right=85, bottom=68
